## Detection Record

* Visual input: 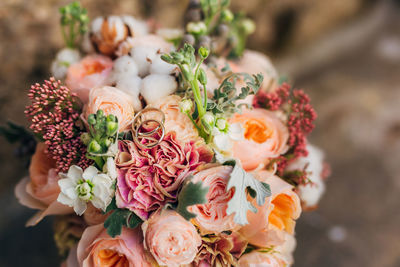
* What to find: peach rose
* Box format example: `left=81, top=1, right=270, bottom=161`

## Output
left=85, top=86, right=135, bottom=131
left=66, top=55, right=113, bottom=103
left=142, top=210, right=201, bottom=266
left=240, top=171, right=301, bottom=247
left=83, top=203, right=109, bottom=226
left=188, top=166, right=237, bottom=234
left=77, top=224, right=153, bottom=267
left=152, top=95, right=202, bottom=144
left=15, top=143, right=72, bottom=226
left=230, top=108, right=289, bottom=171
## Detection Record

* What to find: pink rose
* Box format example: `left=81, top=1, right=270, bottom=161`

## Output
left=151, top=95, right=203, bottom=144
left=230, top=108, right=289, bottom=171
left=116, top=133, right=213, bottom=219
left=15, top=143, right=71, bottom=226
left=85, top=86, right=136, bottom=131
left=77, top=224, right=152, bottom=267
left=66, top=55, right=113, bottom=103
left=142, top=210, right=201, bottom=266
left=240, top=171, right=301, bottom=247
left=188, top=165, right=237, bottom=233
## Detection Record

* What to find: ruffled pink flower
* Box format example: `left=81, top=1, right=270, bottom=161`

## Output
left=77, top=224, right=153, bottom=266
left=66, top=55, right=113, bottom=103
left=115, top=133, right=213, bottom=219
left=188, top=165, right=238, bottom=234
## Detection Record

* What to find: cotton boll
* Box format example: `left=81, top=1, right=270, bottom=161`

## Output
left=140, top=74, right=177, bottom=104
left=130, top=46, right=158, bottom=77
left=122, top=15, right=149, bottom=37
left=150, top=56, right=176, bottom=75
left=109, top=55, right=139, bottom=83
left=287, top=144, right=326, bottom=208
left=51, top=48, right=81, bottom=79
left=115, top=76, right=142, bottom=111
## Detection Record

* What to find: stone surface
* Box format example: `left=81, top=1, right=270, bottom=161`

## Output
left=1, top=0, right=399, bottom=266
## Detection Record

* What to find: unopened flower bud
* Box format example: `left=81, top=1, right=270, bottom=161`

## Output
left=96, top=109, right=104, bottom=118
left=198, top=68, right=207, bottom=85
left=106, top=114, right=116, bottom=122
left=80, top=132, right=92, bottom=145
left=216, top=118, right=228, bottom=131
left=106, top=121, right=118, bottom=136
left=186, top=21, right=207, bottom=35
left=88, top=140, right=101, bottom=153
left=87, top=114, right=96, bottom=125
left=100, top=138, right=112, bottom=148
left=198, top=46, right=209, bottom=59
left=242, top=19, right=256, bottom=34
left=201, top=112, right=215, bottom=133
left=221, top=9, right=234, bottom=22
left=180, top=99, right=193, bottom=113
left=171, top=52, right=184, bottom=63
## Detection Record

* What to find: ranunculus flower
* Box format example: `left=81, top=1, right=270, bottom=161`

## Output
left=66, top=55, right=113, bottom=103
left=230, top=108, right=289, bottom=171
left=142, top=210, right=201, bottom=266
left=188, top=166, right=238, bottom=233
left=77, top=224, right=153, bottom=267
left=85, top=86, right=136, bottom=131
left=15, top=143, right=72, bottom=226
left=115, top=133, right=213, bottom=219
left=240, top=171, right=301, bottom=247
left=237, top=232, right=296, bottom=267
left=152, top=95, right=203, bottom=144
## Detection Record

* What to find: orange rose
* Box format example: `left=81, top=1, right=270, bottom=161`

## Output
left=142, top=210, right=201, bottom=266
left=66, top=55, right=113, bottom=103
left=15, top=143, right=72, bottom=226
left=230, top=108, right=289, bottom=171
left=85, top=86, right=135, bottom=131
left=240, top=171, right=301, bottom=247
left=77, top=224, right=153, bottom=267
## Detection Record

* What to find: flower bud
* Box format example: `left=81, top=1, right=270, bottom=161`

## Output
left=100, top=138, right=112, bottom=148
left=186, top=21, right=207, bottom=35
left=171, top=52, right=184, bottom=63
left=106, top=121, right=118, bottom=136
left=106, top=114, right=116, bottom=122
left=198, top=68, right=207, bottom=85
left=221, top=9, right=234, bottom=22
left=87, top=114, right=96, bottom=125
left=88, top=139, right=101, bottom=153
left=241, top=19, right=256, bottom=35
left=198, top=47, right=209, bottom=59
left=179, top=99, right=193, bottom=113
left=96, top=109, right=104, bottom=118
left=201, top=112, right=215, bottom=133
left=216, top=118, right=228, bottom=131
left=80, top=132, right=92, bottom=145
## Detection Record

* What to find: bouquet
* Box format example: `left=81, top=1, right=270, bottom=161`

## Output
left=4, top=1, right=330, bottom=266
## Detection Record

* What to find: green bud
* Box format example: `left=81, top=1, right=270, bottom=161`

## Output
left=186, top=22, right=207, bottom=35
left=80, top=132, right=92, bottom=146
left=179, top=99, right=193, bottom=113
left=88, top=140, right=101, bottom=153
left=241, top=19, right=256, bottom=35
left=181, top=64, right=194, bottom=81
left=221, top=9, right=234, bottom=22
left=87, top=114, right=96, bottom=125
left=100, top=138, right=111, bottom=148
left=198, top=68, right=207, bottom=85
left=106, top=114, right=116, bottom=122
left=106, top=121, right=118, bottom=136
left=216, top=118, right=228, bottom=131
left=96, top=109, right=104, bottom=118
left=161, top=54, right=173, bottom=64
left=198, top=47, right=209, bottom=59
left=171, top=52, right=184, bottom=63
left=201, top=112, right=215, bottom=133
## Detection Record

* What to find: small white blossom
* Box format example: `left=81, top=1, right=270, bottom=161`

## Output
left=213, top=123, right=245, bottom=163
left=50, top=48, right=81, bottom=79
left=57, top=165, right=115, bottom=215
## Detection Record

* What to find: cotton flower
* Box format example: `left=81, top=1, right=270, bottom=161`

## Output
left=51, top=48, right=81, bottom=79
left=57, top=165, right=115, bottom=215
left=140, top=74, right=178, bottom=104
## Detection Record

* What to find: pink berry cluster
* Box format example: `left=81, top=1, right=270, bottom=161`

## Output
left=253, top=83, right=317, bottom=174
left=25, top=77, right=92, bottom=172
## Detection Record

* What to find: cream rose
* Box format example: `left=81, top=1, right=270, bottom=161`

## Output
left=188, top=165, right=238, bottom=234
left=142, top=210, right=201, bottom=266
left=77, top=224, right=153, bottom=267
left=152, top=95, right=202, bottom=144
left=230, top=108, right=289, bottom=171
left=15, top=143, right=72, bottom=226
left=85, top=86, right=135, bottom=131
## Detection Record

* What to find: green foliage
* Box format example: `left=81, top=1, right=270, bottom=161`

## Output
left=208, top=73, right=263, bottom=117
left=59, top=1, right=89, bottom=48
left=104, top=198, right=142, bottom=238
left=176, top=180, right=209, bottom=220
left=225, top=161, right=271, bottom=225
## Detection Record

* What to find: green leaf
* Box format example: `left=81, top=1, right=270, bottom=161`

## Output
left=127, top=212, right=142, bottom=228
left=226, top=161, right=271, bottom=225
left=176, top=180, right=209, bottom=220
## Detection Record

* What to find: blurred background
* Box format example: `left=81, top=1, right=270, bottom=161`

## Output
left=1, top=0, right=400, bottom=266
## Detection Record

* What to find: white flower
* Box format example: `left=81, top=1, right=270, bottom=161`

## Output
left=50, top=48, right=81, bottom=79
left=213, top=122, right=244, bottom=163
left=57, top=165, right=115, bottom=215
left=287, top=143, right=326, bottom=208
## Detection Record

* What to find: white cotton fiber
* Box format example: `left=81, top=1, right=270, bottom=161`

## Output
left=130, top=46, right=158, bottom=77
left=115, top=76, right=143, bottom=111
left=109, top=55, right=139, bottom=83
left=122, top=15, right=149, bottom=37
left=140, top=74, right=177, bottom=104
left=150, top=56, right=176, bottom=75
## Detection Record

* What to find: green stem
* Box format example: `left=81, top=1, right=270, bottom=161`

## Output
left=186, top=112, right=207, bottom=139
left=191, top=59, right=206, bottom=118
left=202, top=82, right=208, bottom=110
left=94, top=156, right=105, bottom=170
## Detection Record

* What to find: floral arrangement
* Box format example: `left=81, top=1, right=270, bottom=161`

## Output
left=2, top=1, right=330, bottom=266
